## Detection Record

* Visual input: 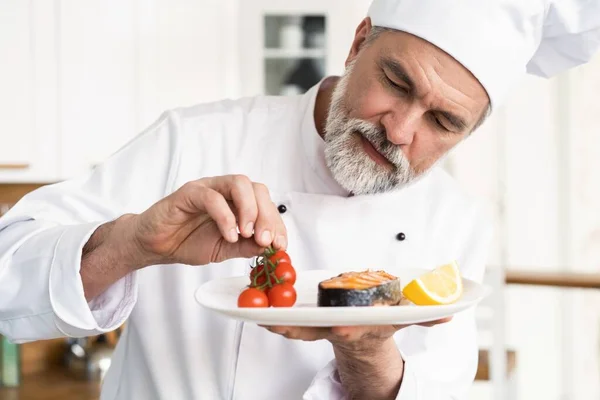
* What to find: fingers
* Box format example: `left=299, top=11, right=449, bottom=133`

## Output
left=267, top=322, right=449, bottom=341
left=330, top=326, right=398, bottom=342
left=216, top=237, right=264, bottom=262
left=252, top=182, right=287, bottom=250
left=329, top=326, right=363, bottom=340
left=185, top=185, right=239, bottom=243
left=263, top=320, right=453, bottom=347
left=224, top=238, right=265, bottom=260
left=227, top=176, right=258, bottom=238
left=416, top=317, right=453, bottom=327
left=264, top=326, right=331, bottom=341
left=201, top=175, right=258, bottom=238
left=265, top=325, right=387, bottom=343
left=197, top=176, right=287, bottom=249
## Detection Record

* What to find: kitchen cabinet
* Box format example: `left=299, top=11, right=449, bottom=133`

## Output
left=0, top=1, right=60, bottom=183
left=237, top=0, right=372, bottom=97
left=58, top=0, right=239, bottom=177
left=0, top=0, right=239, bottom=183
left=0, top=0, right=371, bottom=183
left=52, top=0, right=238, bottom=179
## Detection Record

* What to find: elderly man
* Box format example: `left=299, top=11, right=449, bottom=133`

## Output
left=1, top=0, right=599, bottom=399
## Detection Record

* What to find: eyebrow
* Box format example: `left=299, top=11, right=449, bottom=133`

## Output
left=380, top=56, right=470, bottom=131
left=381, top=57, right=415, bottom=91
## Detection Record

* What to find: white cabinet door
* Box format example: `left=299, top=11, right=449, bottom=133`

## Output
left=57, top=0, right=138, bottom=177
left=58, top=0, right=235, bottom=179
left=0, top=0, right=60, bottom=183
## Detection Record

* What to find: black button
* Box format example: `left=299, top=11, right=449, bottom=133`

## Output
left=396, top=232, right=406, bottom=241
left=277, top=204, right=287, bottom=214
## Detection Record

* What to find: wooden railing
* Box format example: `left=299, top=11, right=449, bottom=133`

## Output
left=0, top=164, right=30, bottom=171
left=505, top=269, right=600, bottom=289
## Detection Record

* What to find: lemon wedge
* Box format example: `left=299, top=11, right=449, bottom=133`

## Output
left=402, top=261, right=463, bottom=305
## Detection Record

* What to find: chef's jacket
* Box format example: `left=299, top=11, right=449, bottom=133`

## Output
left=0, top=80, right=493, bottom=399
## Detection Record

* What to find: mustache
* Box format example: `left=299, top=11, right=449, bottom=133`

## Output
left=346, top=119, right=405, bottom=167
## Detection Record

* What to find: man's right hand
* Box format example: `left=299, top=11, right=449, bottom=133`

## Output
left=131, top=175, right=287, bottom=267
left=81, top=175, right=287, bottom=300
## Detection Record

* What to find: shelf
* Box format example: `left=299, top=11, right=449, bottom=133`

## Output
left=263, top=48, right=325, bottom=59
left=0, top=163, right=30, bottom=170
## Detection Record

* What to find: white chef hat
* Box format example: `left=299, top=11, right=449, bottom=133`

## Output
left=367, top=0, right=600, bottom=109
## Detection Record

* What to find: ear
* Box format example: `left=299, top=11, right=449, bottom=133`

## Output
left=345, top=17, right=373, bottom=67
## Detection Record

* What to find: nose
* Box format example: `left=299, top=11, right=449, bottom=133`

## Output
left=382, top=106, right=421, bottom=146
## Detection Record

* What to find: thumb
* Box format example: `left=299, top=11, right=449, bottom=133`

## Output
left=213, top=237, right=264, bottom=263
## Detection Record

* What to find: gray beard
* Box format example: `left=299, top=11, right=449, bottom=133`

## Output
left=323, top=62, right=418, bottom=195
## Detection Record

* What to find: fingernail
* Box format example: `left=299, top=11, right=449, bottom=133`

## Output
left=245, top=222, right=254, bottom=236
left=260, top=230, right=272, bottom=244
left=228, top=228, right=238, bottom=242
left=274, top=235, right=287, bottom=249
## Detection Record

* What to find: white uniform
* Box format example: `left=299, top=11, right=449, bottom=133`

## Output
left=0, top=80, right=493, bottom=399
left=3, top=0, right=600, bottom=397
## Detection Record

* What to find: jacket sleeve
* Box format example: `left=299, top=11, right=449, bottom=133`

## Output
left=527, top=0, right=600, bottom=77
left=303, top=205, right=494, bottom=400
left=0, top=110, right=182, bottom=343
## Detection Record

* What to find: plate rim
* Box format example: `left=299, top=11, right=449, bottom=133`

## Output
left=193, top=268, right=492, bottom=325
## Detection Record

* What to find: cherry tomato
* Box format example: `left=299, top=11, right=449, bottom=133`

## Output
left=268, top=250, right=291, bottom=266
left=238, top=288, right=269, bottom=308
left=249, top=265, right=267, bottom=286
left=274, top=262, right=296, bottom=285
left=251, top=266, right=283, bottom=288
left=268, top=283, right=297, bottom=307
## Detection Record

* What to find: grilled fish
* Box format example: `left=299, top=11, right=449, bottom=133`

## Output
left=317, top=270, right=403, bottom=307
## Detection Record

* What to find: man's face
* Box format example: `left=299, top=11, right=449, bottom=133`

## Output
left=324, top=22, right=489, bottom=195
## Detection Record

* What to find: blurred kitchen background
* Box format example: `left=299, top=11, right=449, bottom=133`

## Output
left=1, top=1, right=599, bottom=399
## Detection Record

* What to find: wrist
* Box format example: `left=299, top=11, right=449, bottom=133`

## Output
left=333, top=337, right=404, bottom=399
left=81, top=215, right=147, bottom=300
left=112, top=213, right=162, bottom=271
left=333, top=335, right=396, bottom=358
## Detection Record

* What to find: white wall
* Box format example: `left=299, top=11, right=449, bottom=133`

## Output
left=0, top=0, right=240, bottom=182
left=0, top=1, right=599, bottom=398
left=449, top=63, right=600, bottom=399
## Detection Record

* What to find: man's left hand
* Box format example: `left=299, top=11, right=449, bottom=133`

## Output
left=262, top=317, right=452, bottom=349
left=262, top=318, right=452, bottom=400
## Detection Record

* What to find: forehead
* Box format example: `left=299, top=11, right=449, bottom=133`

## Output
left=366, top=30, right=489, bottom=118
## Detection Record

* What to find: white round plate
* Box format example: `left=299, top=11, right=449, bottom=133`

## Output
left=194, top=269, right=491, bottom=326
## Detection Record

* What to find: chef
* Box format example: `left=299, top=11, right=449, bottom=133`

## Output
left=1, top=0, right=599, bottom=399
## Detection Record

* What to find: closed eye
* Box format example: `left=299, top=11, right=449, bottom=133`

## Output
left=382, top=73, right=410, bottom=95
left=434, top=115, right=450, bottom=131
left=432, top=114, right=463, bottom=134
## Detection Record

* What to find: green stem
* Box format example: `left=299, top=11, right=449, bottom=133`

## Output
left=250, top=247, right=283, bottom=289
left=267, top=259, right=281, bottom=284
